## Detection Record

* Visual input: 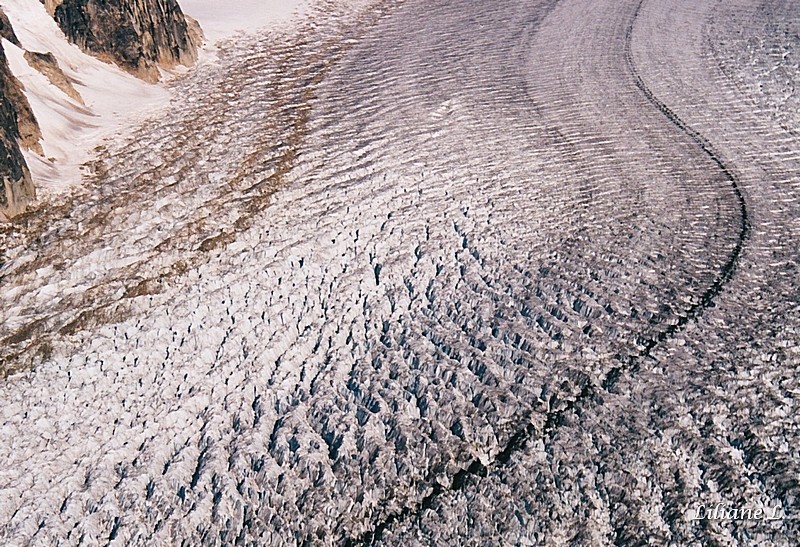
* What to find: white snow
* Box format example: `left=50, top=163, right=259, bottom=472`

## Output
left=179, top=0, right=309, bottom=43
left=0, top=0, right=170, bottom=196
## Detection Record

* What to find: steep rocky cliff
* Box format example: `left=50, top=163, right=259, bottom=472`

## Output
left=50, top=0, right=201, bottom=82
left=0, top=7, right=20, bottom=46
left=0, top=42, right=37, bottom=220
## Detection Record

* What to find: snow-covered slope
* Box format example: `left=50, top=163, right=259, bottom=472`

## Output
left=0, top=0, right=169, bottom=196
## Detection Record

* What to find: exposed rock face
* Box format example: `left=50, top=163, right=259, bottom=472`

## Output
left=0, top=8, right=20, bottom=46
left=24, top=50, right=84, bottom=104
left=52, top=0, right=201, bottom=82
left=41, top=0, right=64, bottom=16
left=0, top=43, right=37, bottom=219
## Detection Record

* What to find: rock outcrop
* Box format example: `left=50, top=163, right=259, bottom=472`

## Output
left=24, top=50, right=84, bottom=104
left=51, top=0, right=202, bottom=82
left=0, top=41, right=38, bottom=220
left=40, top=0, right=63, bottom=16
left=0, top=8, right=20, bottom=46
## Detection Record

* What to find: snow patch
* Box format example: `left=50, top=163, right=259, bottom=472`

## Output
left=179, top=0, right=309, bottom=43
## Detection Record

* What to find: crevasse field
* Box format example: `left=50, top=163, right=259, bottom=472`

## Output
left=0, top=0, right=798, bottom=545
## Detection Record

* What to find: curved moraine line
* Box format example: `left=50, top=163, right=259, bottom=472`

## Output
left=345, top=0, right=751, bottom=544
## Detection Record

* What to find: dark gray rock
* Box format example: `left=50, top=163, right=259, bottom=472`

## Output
left=0, top=42, right=37, bottom=219
left=52, top=0, right=201, bottom=82
left=0, top=7, right=20, bottom=47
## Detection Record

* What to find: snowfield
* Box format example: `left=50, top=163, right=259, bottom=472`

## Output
left=0, top=0, right=798, bottom=545
left=179, top=0, right=310, bottom=42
